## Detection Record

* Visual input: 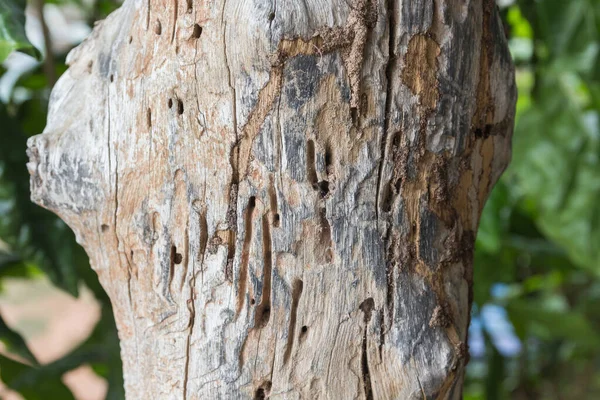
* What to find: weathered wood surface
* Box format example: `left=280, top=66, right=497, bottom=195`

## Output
left=27, top=0, right=515, bottom=398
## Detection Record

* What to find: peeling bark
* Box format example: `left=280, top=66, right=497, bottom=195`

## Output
left=27, top=0, right=515, bottom=398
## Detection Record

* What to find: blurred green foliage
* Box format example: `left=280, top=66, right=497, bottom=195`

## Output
left=0, top=0, right=599, bottom=399
left=468, top=0, right=600, bottom=398
left=0, top=0, right=40, bottom=62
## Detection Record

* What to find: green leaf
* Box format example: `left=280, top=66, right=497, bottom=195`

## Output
left=0, top=312, right=37, bottom=365
left=0, top=355, right=75, bottom=400
left=0, top=0, right=41, bottom=62
left=0, top=305, right=122, bottom=400
left=507, top=5, right=533, bottom=39
left=0, top=251, right=20, bottom=271
left=511, top=97, right=600, bottom=271
left=508, top=300, right=600, bottom=350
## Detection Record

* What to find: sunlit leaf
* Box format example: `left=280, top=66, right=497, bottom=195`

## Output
left=0, top=312, right=37, bottom=365
left=0, top=0, right=41, bottom=62
left=511, top=94, right=600, bottom=271
left=0, top=354, right=75, bottom=400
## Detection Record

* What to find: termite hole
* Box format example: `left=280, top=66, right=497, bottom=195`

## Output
left=254, top=388, right=265, bottom=400
left=192, top=24, right=202, bottom=39
left=316, top=181, right=330, bottom=198
left=325, top=144, right=334, bottom=173
left=300, top=325, right=308, bottom=338
left=260, top=307, right=270, bottom=324
left=254, top=381, right=272, bottom=400
left=172, top=246, right=183, bottom=264
left=350, top=106, right=358, bottom=124
left=380, top=182, right=393, bottom=213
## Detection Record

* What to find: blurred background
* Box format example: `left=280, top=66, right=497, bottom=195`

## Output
left=0, top=0, right=599, bottom=398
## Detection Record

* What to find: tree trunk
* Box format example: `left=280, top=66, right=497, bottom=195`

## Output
left=26, top=0, right=515, bottom=398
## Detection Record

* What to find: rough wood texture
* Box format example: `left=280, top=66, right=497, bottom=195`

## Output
left=27, top=0, right=515, bottom=398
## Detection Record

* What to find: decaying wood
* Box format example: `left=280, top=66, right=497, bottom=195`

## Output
left=27, top=0, right=516, bottom=398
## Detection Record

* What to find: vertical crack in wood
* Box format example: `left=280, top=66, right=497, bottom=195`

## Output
left=377, top=0, right=397, bottom=343
left=283, top=279, right=303, bottom=365
left=268, top=0, right=277, bottom=49
left=254, top=213, right=273, bottom=328
left=306, top=139, right=318, bottom=186
left=183, top=230, right=195, bottom=400
left=222, top=0, right=240, bottom=284
left=376, top=0, right=396, bottom=224
left=236, top=196, right=255, bottom=316
left=378, top=308, right=385, bottom=361
left=192, top=198, right=207, bottom=292
left=182, top=225, right=189, bottom=288
left=197, top=208, right=208, bottom=263
left=274, top=89, right=284, bottom=197
left=169, top=244, right=177, bottom=290
left=171, top=0, right=178, bottom=43
left=225, top=183, right=238, bottom=282
left=359, top=298, right=375, bottom=400
left=183, top=302, right=195, bottom=399
left=268, top=175, right=280, bottom=227
left=221, top=0, right=236, bottom=139
left=107, top=78, right=131, bottom=305
left=145, top=0, right=150, bottom=30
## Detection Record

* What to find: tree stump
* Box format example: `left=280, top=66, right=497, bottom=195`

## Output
left=27, top=0, right=515, bottom=398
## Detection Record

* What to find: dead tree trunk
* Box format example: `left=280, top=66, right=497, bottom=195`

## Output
left=26, top=0, right=515, bottom=398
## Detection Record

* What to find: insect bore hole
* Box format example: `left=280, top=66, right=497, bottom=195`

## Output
left=192, top=24, right=202, bottom=39
left=300, top=325, right=308, bottom=338
left=254, top=388, right=265, bottom=400
left=172, top=245, right=183, bottom=265
left=261, top=307, right=271, bottom=324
